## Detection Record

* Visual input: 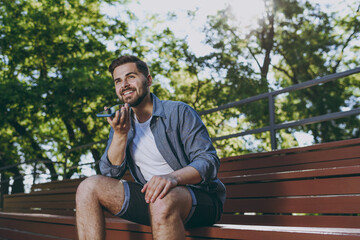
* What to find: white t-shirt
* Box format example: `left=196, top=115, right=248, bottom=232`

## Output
left=129, top=116, right=174, bottom=181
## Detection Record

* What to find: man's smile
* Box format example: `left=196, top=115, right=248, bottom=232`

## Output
left=122, top=90, right=135, bottom=96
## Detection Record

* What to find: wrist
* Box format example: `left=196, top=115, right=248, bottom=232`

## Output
left=169, top=172, right=181, bottom=185
left=113, top=131, right=128, bottom=141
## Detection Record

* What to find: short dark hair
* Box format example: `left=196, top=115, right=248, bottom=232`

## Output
left=108, top=55, right=149, bottom=78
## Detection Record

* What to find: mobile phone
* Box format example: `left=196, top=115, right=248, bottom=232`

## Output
left=96, top=104, right=123, bottom=117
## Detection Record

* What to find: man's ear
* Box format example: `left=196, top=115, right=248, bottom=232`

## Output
left=147, top=75, right=153, bottom=87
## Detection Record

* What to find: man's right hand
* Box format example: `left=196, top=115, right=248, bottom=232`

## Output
left=106, top=103, right=130, bottom=166
left=106, top=103, right=131, bottom=136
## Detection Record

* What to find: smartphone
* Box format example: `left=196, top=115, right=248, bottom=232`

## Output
left=96, top=104, right=123, bottom=117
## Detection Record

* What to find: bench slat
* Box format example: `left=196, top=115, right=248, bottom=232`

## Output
left=224, top=195, right=360, bottom=213
left=220, top=138, right=360, bottom=162
left=219, top=214, right=360, bottom=228
left=4, top=193, right=75, bottom=204
left=2, top=208, right=76, bottom=216
left=31, top=178, right=84, bottom=191
left=220, top=157, right=360, bottom=177
left=226, top=176, right=360, bottom=198
left=220, top=145, right=360, bottom=172
left=4, top=201, right=75, bottom=210
left=221, top=165, right=360, bottom=183
left=0, top=215, right=76, bottom=239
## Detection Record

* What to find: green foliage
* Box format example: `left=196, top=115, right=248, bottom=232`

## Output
left=1, top=0, right=359, bottom=191
left=0, top=0, right=189, bottom=186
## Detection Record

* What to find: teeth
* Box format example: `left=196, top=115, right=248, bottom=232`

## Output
left=123, top=91, right=134, bottom=96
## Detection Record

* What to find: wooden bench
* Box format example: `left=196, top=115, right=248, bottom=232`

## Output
left=1, top=138, right=360, bottom=239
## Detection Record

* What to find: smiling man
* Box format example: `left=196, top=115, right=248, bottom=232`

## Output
left=76, top=55, right=226, bottom=240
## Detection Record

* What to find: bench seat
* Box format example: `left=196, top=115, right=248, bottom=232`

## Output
left=1, top=138, right=360, bottom=239
left=1, top=212, right=360, bottom=240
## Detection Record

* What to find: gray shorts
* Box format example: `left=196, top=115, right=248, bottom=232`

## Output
left=115, top=181, right=222, bottom=228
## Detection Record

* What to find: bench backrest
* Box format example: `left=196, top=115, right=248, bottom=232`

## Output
left=219, top=138, right=360, bottom=228
left=3, top=138, right=360, bottom=228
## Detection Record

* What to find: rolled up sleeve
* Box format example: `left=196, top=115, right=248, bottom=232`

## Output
left=99, top=128, right=127, bottom=179
left=180, top=104, right=220, bottom=183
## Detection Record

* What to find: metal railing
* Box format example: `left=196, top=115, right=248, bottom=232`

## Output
left=198, top=67, right=360, bottom=150
left=1, top=67, right=360, bottom=190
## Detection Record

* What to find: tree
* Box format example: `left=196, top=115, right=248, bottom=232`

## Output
left=0, top=0, right=143, bottom=186
left=0, top=0, right=200, bottom=191
left=190, top=0, right=360, bottom=155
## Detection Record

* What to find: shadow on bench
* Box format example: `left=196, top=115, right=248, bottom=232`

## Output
left=1, top=138, right=360, bottom=239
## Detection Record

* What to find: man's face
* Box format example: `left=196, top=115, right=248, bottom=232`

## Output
left=113, top=63, right=151, bottom=107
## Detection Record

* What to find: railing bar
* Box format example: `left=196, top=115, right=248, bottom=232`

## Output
left=0, top=159, right=79, bottom=172
left=67, top=139, right=107, bottom=153
left=274, top=108, right=360, bottom=130
left=211, top=108, right=360, bottom=142
left=211, top=126, right=272, bottom=141
left=273, top=67, right=360, bottom=96
left=0, top=159, right=52, bottom=172
left=67, top=161, right=99, bottom=170
left=199, top=67, right=360, bottom=116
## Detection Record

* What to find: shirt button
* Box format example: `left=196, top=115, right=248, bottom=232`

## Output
left=110, top=168, right=120, bottom=176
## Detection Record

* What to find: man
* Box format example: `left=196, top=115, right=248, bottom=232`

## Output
left=76, top=55, right=226, bottom=240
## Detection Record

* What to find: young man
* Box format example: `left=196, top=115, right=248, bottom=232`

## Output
left=76, top=56, right=226, bottom=240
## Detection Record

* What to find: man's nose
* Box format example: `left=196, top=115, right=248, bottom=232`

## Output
left=121, top=79, right=130, bottom=88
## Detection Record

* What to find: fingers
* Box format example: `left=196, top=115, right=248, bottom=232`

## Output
left=105, top=104, right=130, bottom=133
left=159, top=183, right=171, bottom=199
left=142, top=175, right=177, bottom=203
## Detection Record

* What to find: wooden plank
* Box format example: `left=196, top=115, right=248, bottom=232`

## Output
left=3, top=208, right=76, bottom=215
left=4, top=187, right=77, bottom=199
left=219, top=145, right=360, bottom=172
left=225, top=176, right=360, bottom=198
left=0, top=217, right=76, bottom=239
left=224, top=196, right=360, bottom=213
left=31, top=178, right=84, bottom=191
left=219, top=214, right=360, bottom=228
left=105, top=214, right=360, bottom=240
left=4, top=193, right=75, bottom=204
left=4, top=201, right=75, bottom=210
left=220, top=165, right=360, bottom=183
left=0, top=228, right=69, bottom=240
left=187, top=224, right=360, bottom=240
left=219, top=157, right=360, bottom=177
left=220, top=138, right=360, bottom=163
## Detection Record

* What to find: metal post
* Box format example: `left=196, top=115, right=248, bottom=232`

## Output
left=268, top=95, right=277, bottom=150
left=32, top=160, right=38, bottom=185
left=63, top=156, right=68, bottom=180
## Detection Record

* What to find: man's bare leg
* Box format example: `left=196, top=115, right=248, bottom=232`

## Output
left=76, top=175, right=125, bottom=240
left=149, top=187, right=192, bottom=240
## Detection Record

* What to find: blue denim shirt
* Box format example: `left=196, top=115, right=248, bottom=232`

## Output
left=99, top=94, right=226, bottom=206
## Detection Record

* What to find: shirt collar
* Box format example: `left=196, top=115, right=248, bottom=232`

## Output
left=151, top=93, right=166, bottom=119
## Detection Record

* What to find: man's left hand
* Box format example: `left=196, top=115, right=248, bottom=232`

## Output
left=141, top=174, right=178, bottom=203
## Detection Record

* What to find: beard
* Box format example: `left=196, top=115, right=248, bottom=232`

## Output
left=130, top=89, right=147, bottom=107
left=121, top=82, right=149, bottom=107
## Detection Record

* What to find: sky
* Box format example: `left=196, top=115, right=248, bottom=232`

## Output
left=102, top=0, right=356, bottom=56
left=103, top=0, right=267, bottom=55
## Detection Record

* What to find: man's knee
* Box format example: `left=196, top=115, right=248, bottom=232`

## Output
left=149, top=187, right=191, bottom=223
left=77, top=176, right=101, bottom=200
left=76, top=175, right=112, bottom=201
left=76, top=175, right=126, bottom=215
